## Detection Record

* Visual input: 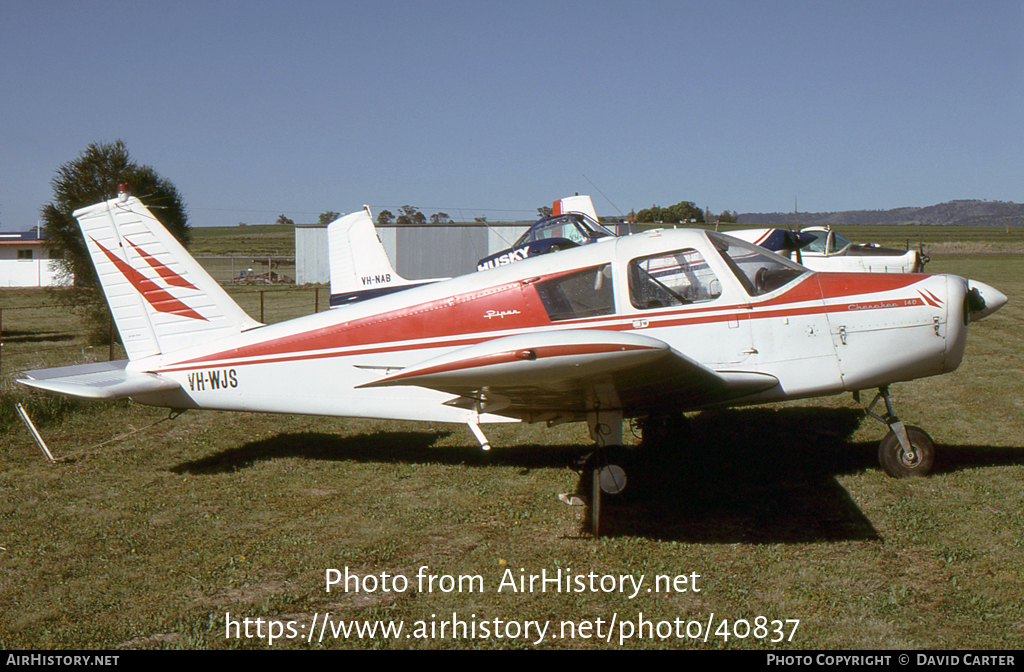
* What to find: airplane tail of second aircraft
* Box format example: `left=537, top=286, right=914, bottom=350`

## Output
left=73, top=186, right=262, bottom=360
left=328, top=207, right=416, bottom=298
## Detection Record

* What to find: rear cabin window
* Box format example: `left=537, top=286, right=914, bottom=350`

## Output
left=628, top=248, right=722, bottom=309
left=535, top=264, right=614, bottom=321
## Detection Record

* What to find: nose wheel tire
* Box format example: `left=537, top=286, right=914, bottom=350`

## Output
left=878, top=425, right=935, bottom=478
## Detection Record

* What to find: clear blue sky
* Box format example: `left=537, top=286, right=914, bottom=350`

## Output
left=2, top=0, right=1022, bottom=228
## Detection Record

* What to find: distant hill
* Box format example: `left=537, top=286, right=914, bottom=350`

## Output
left=737, top=200, right=1024, bottom=227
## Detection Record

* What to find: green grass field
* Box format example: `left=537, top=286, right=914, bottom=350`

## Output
left=712, top=223, right=1024, bottom=256
left=189, top=224, right=295, bottom=257
left=0, top=251, right=1021, bottom=649
left=187, top=221, right=1024, bottom=257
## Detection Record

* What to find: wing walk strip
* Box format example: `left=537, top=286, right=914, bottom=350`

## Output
left=152, top=291, right=930, bottom=374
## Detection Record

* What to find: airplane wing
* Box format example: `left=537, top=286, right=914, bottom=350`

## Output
left=17, top=360, right=180, bottom=400
left=357, top=330, right=778, bottom=419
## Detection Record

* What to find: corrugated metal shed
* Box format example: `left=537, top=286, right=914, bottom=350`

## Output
left=293, top=220, right=635, bottom=284
left=294, top=223, right=329, bottom=284
left=294, top=221, right=533, bottom=284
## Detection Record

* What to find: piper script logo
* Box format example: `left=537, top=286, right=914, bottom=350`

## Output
left=89, top=236, right=207, bottom=321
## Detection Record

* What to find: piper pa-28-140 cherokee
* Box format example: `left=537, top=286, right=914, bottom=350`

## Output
left=18, top=188, right=1007, bottom=496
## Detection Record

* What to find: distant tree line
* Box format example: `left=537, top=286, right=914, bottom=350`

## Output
left=376, top=206, right=451, bottom=225
left=635, top=201, right=705, bottom=225
left=635, top=201, right=739, bottom=225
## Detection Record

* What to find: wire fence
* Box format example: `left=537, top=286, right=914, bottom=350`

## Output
left=194, top=256, right=296, bottom=284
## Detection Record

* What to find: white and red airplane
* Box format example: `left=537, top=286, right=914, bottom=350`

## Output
left=18, top=188, right=1007, bottom=492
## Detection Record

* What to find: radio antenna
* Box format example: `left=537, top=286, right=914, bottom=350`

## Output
left=582, top=174, right=624, bottom=216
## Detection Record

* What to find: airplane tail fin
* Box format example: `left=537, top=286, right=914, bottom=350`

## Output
left=552, top=194, right=599, bottom=222
left=328, top=206, right=412, bottom=296
left=73, top=187, right=262, bottom=360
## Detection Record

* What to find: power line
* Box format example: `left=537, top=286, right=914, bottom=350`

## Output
left=191, top=204, right=540, bottom=216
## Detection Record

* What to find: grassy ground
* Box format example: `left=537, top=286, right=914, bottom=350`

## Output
left=189, top=224, right=295, bottom=257
left=711, top=223, right=1024, bottom=255
left=0, top=256, right=1021, bottom=650
left=191, top=221, right=1024, bottom=257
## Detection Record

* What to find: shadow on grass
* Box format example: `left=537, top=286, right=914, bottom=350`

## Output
left=588, top=407, right=882, bottom=543
left=930, top=444, right=1024, bottom=475
left=171, top=430, right=585, bottom=475
left=588, top=408, right=1024, bottom=543
left=171, top=405, right=1024, bottom=544
left=1, top=329, right=76, bottom=344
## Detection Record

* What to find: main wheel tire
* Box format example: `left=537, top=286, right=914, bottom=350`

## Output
left=581, top=449, right=639, bottom=500
left=878, top=425, right=935, bottom=478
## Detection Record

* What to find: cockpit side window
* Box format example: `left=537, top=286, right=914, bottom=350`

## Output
left=830, top=232, right=852, bottom=253
left=628, top=248, right=722, bottom=310
left=535, top=264, right=615, bottom=321
left=709, top=232, right=806, bottom=297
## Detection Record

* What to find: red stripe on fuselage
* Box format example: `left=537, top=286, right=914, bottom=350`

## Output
left=815, top=272, right=927, bottom=300
left=170, top=280, right=550, bottom=368
left=154, top=271, right=938, bottom=373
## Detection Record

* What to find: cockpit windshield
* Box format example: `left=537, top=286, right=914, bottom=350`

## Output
left=513, top=214, right=616, bottom=248
left=708, top=232, right=808, bottom=296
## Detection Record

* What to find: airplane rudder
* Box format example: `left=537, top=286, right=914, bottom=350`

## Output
left=74, top=193, right=260, bottom=358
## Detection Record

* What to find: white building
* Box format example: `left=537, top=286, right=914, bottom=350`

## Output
left=0, top=230, right=65, bottom=287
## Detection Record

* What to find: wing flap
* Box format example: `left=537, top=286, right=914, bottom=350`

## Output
left=17, top=360, right=180, bottom=400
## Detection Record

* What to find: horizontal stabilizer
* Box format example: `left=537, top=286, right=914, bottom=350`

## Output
left=17, top=360, right=179, bottom=400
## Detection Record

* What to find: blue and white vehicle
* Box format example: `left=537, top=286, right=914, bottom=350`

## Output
left=475, top=212, right=617, bottom=272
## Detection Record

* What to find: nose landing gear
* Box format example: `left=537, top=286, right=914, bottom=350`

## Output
left=862, top=386, right=936, bottom=478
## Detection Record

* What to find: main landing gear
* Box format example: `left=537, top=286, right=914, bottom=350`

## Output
left=570, top=409, right=638, bottom=536
left=571, top=409, right=691, bottom=535
left=862, top=386, right=936, bottom=478
left=575, top=411, right=687, bottom=502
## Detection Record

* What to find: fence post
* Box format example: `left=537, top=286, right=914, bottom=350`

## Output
left=315, top=287, right=320, bottom=313
left=260, top=291, right=265, bottom=322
